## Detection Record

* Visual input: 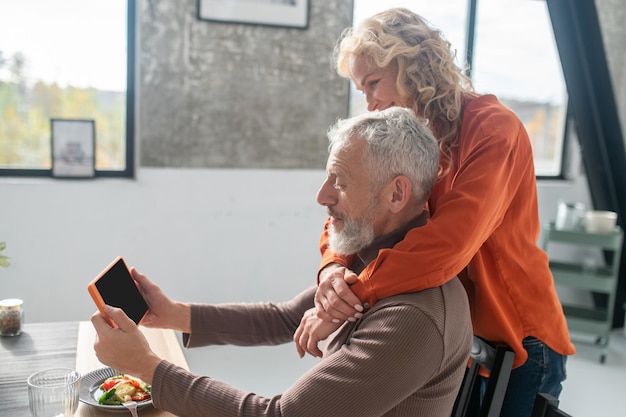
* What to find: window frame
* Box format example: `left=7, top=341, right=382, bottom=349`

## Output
left=0, top=0, right=135, bottom=179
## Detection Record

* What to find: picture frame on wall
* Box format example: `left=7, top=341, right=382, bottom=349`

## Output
left=198, top=0, right=309, bottom=29
left=51, top=118, right=96, bottom=178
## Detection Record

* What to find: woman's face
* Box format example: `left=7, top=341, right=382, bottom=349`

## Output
left=349, top=55, right=404, bottom=112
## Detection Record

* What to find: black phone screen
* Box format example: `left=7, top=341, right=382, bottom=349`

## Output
left=94, top=258, right=148, bottom=324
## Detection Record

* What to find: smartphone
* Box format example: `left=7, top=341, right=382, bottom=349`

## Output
left=87, top=256, right=149, bottom=327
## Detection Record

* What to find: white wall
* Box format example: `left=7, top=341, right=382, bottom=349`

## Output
left=0, top=167, right=591, bottom=395
left=0, top=168, right=329, bottom=322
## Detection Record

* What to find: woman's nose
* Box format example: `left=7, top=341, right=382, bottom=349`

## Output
left=365, top=93, right=377, bottom=111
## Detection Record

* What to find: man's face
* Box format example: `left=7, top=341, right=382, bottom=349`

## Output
left=317, top=138, right=384, bottom=255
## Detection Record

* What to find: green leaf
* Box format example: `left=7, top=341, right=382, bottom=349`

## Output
left=98, top=388, right=120, bottom=405
left=0, top=242, right=9, bottom=268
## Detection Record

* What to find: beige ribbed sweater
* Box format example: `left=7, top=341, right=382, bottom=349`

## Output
left=151, top=278, right=472, bottom=417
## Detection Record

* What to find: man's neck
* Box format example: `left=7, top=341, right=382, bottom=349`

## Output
left=350, top=209, right=428, bottom=275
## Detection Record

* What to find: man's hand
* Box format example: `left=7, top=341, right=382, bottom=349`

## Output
left=294, top=308, right=342, bottom=358
left=91, top=305, right=161, bottom=384
left=131, top=268, right=191, bottom=333
left=315, top=264, right=363, bottom=322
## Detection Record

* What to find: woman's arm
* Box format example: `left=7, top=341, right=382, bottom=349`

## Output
left=317, top=99, right=535, bottom=310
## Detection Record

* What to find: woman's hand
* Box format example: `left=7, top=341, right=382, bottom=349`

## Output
left=293, top=308, right=342, bottom=358
left=315, top=264, right=363, bottom=322
left=91, top=305, right=161, bottom=384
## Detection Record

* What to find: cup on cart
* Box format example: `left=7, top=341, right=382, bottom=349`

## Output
left=584, top=210, right=618, bottom=234
left=555, top=201, right=586, bottom=231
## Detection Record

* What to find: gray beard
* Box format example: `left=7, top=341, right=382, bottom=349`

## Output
left=328, top=214, right=376, bottom=255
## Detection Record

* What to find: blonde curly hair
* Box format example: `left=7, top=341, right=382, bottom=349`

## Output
left=334, top=8, right=476, bottom=173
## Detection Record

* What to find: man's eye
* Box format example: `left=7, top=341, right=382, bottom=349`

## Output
left=333, top=183, right=346, bottom=191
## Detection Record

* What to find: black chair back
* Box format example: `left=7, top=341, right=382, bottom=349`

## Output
left=453, top=337, right=515, bottom=417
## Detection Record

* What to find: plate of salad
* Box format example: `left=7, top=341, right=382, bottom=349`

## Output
left=79, top=367, right=153, bottom=411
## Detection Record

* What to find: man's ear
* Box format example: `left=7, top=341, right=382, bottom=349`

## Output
left=387, top=175, right=413, bottom=213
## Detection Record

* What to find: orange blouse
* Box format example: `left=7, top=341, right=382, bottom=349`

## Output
left=319, top=94, right=575, bottom=367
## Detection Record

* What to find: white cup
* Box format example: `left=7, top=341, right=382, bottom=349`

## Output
left=27, top=368, right=81, bottom=417
left=585, top=210, right=618, bottom=234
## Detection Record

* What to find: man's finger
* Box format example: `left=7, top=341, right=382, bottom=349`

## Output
left=104, top=305, right=136, bottom=332
left=306, top=335, right=322, bottom=358
left=91, top=310, right=111, bottom=332
left=294, top=326, right=305, bottom=358
left=297, top=328, right=309, bottom=358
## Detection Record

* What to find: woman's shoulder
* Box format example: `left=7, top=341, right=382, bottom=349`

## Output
left=464, top=94, right=517, bottom=119
left=461, top=94, right=526, bottom=142
left=463, top=94, right=513, bottom=113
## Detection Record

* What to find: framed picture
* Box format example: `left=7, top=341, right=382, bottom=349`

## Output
left=51, top=118, right=96, bottom=178
left=198, top=0, right=309, bottom=29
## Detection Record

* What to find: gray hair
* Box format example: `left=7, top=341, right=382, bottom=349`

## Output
left=327, top=107, right=439, bottom=205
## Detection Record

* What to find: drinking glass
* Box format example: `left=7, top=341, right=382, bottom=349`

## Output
left=27, top=368, right=81, bottom=417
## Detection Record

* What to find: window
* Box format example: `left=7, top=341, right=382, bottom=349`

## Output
left=0, top=0, right=135, bottom=177
left=472, top=0, right=567, bottom=177
left=351, top=0, right=567, bottom=178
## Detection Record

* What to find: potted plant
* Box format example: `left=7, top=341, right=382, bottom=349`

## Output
left=0, top=242, right=8, bottom=268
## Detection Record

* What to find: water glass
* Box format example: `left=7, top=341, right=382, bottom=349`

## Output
left=555, top=201, right=585, bottom=231
left=27, top=368, right=81, bottom=417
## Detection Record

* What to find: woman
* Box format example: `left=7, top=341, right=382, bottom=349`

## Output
left=304, top=8, right=575, bottom=417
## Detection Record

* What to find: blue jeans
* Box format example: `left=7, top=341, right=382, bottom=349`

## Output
left=468, top=337, right=568, bottom=417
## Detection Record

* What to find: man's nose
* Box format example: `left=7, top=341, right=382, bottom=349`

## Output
left=317, top=179, right=337, bottom=207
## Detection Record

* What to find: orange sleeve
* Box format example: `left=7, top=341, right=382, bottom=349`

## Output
left=321, top=99, right=537, bottom=308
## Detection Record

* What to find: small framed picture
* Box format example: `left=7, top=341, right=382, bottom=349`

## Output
left=51, top=118, right=96, bottom=178
left=198, top=0, right=309, bottom=29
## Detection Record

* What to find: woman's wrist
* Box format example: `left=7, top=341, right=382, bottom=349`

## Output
left=319, top=262, right=342, bottom=283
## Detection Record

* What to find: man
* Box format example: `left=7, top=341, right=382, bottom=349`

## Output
left=91, top=107, right=473, bottom=417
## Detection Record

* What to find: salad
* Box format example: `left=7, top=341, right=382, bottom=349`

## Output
left=98, top=374, right=151, bottom=405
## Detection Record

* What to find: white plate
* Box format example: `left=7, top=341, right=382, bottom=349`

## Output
left=79, top=367, right=153, bottom=412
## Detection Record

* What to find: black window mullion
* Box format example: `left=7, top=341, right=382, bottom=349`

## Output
left=546, top=0, right=626, bottom=328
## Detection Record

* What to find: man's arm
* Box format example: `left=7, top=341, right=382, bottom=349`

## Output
left=184, top=286, right=316, bottom=348
left=153, top=304, right=448, bottom=417
left=91, top=286, right=317, bottom=384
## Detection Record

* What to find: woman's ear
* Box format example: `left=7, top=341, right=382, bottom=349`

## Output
left=387, top=175, right=413, bottom=213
